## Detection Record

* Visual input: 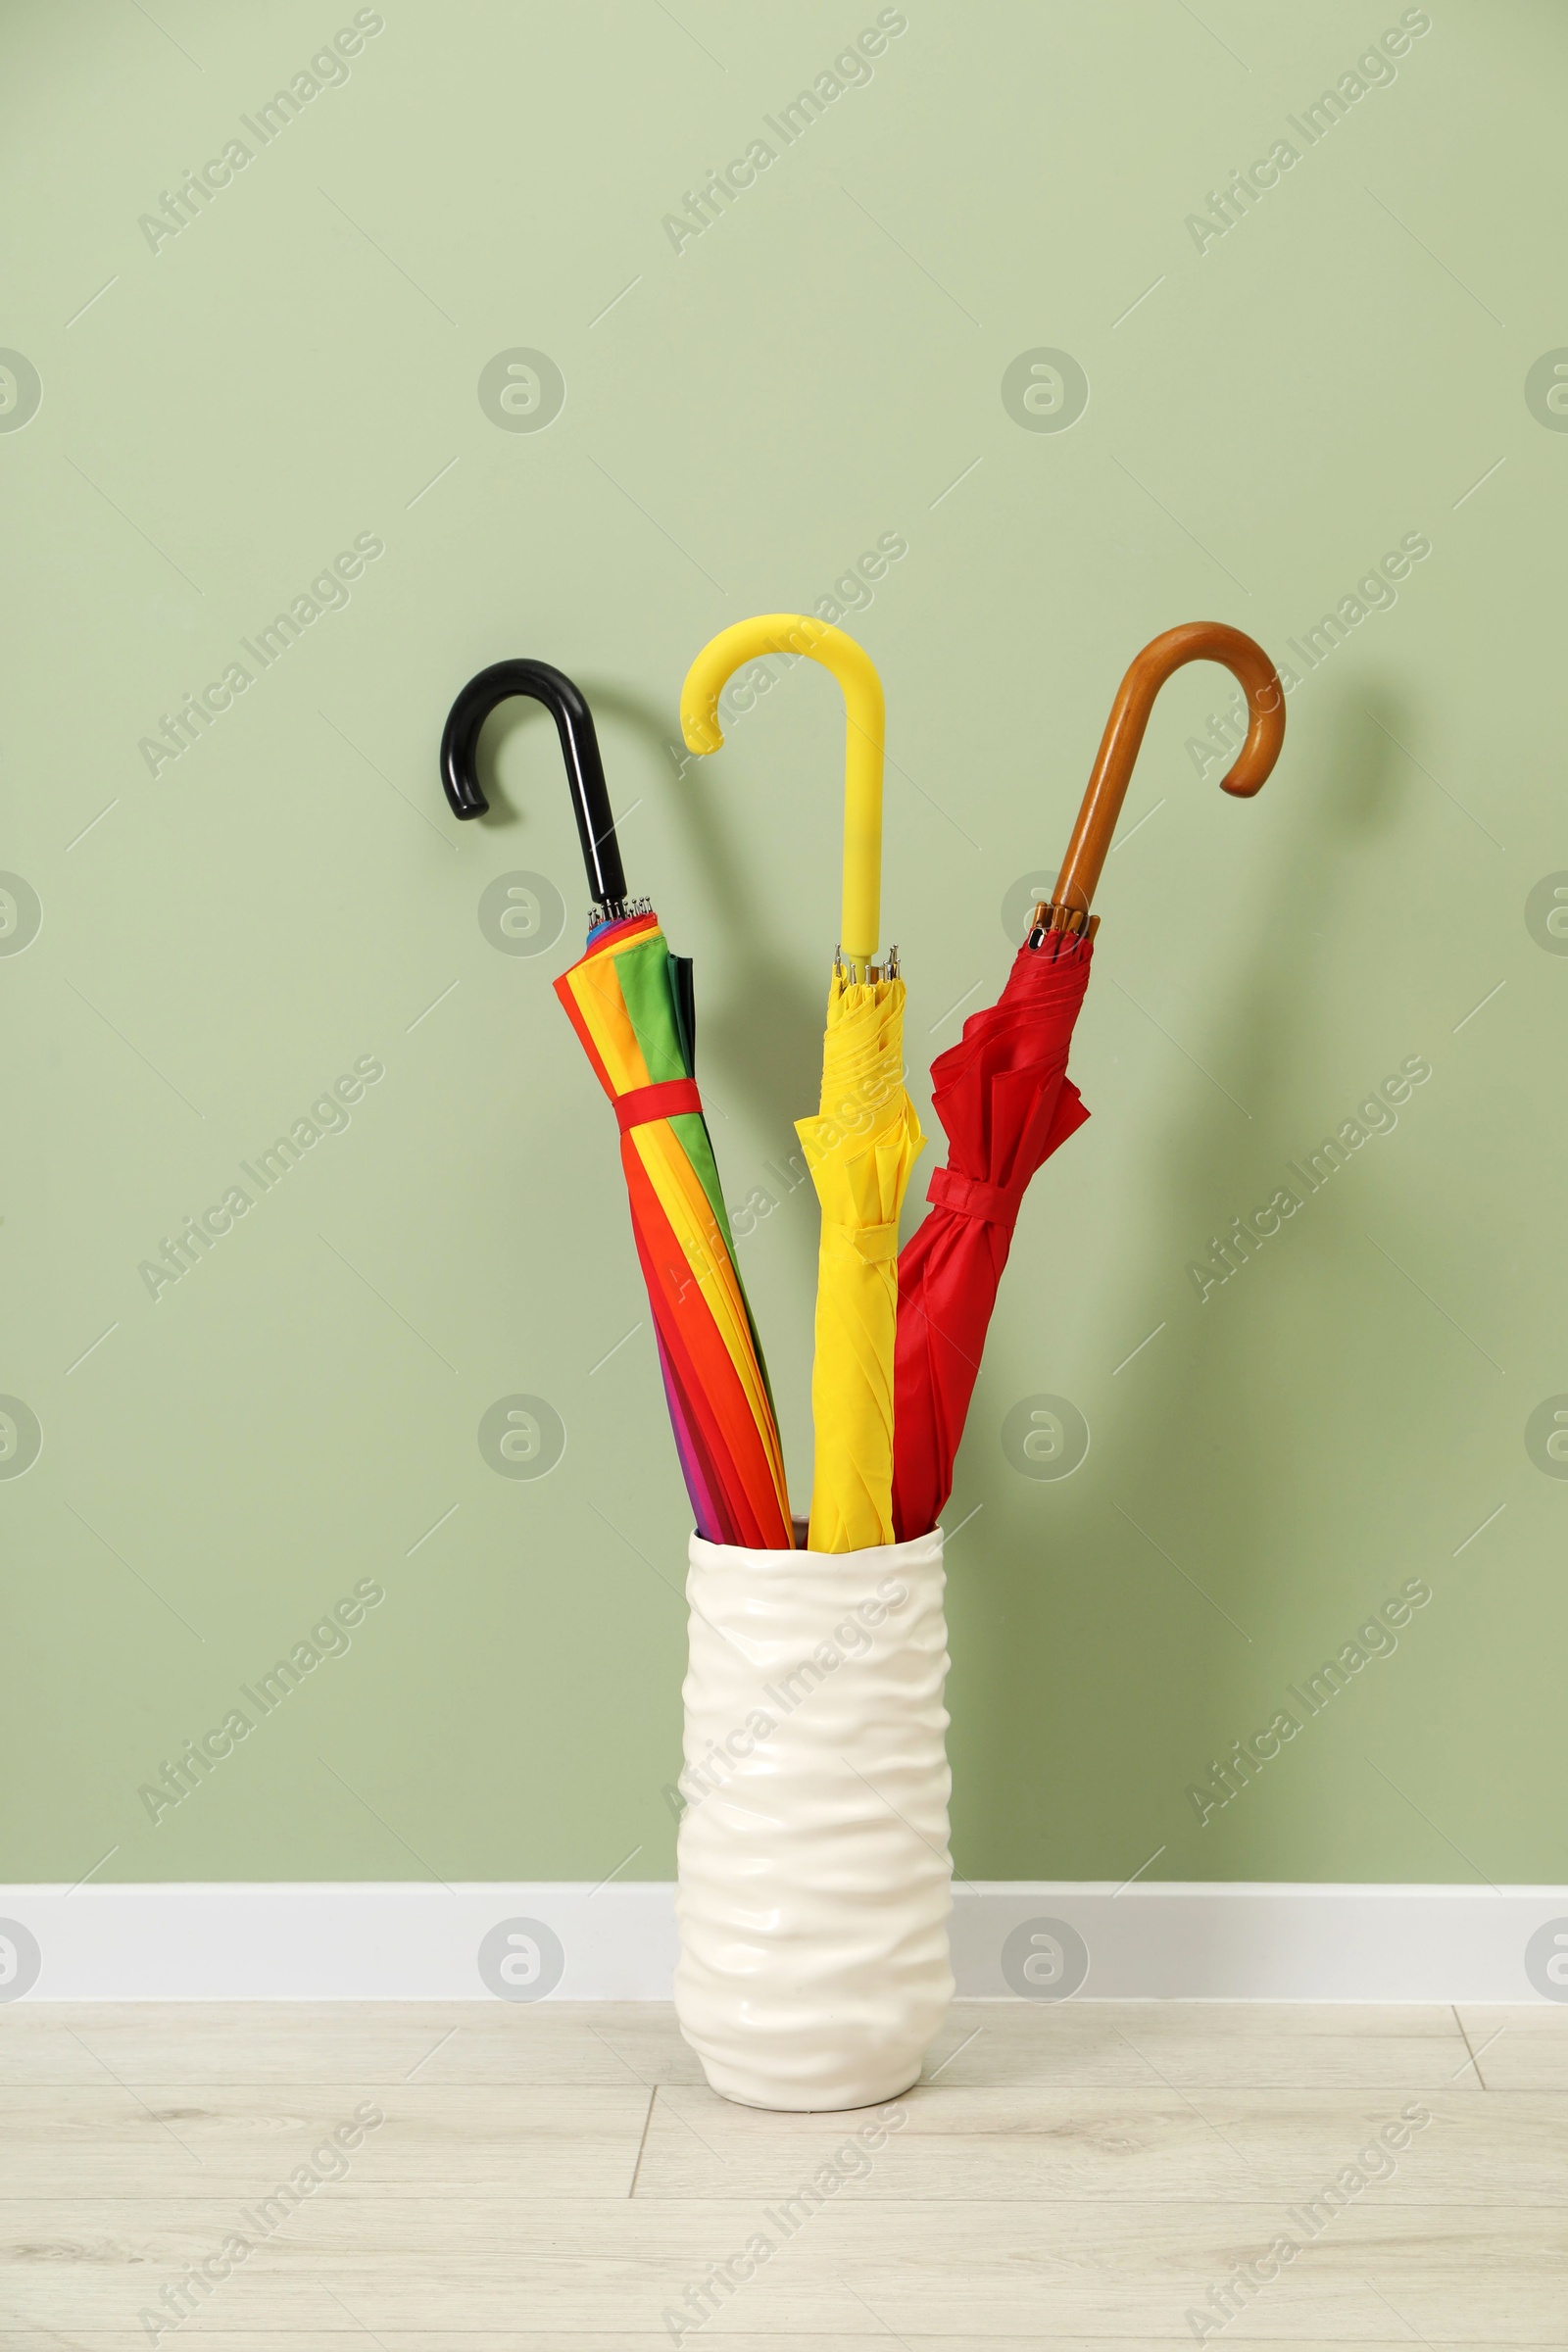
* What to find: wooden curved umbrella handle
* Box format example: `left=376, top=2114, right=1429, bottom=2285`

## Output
left=680, top=614, right=885, bottom=971
left=1049, top=621, right=1285, bottom=923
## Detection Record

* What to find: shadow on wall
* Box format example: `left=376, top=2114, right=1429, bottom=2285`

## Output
left=476, top=673, right=827, bottom=1133
left=949, top=675, right=1462, bottom=1882
left=586, top=676, right=828, bottom=1309
left=600, top=681, right=828, bottom=1123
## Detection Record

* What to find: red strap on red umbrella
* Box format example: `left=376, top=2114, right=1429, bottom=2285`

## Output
left=925, top=1166, right=1027, bottom=1234
left=614, top=1077, right=703, bottom=1132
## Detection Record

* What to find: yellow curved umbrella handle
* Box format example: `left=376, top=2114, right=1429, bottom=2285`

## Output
left=680, top=614, right=884, bottom=970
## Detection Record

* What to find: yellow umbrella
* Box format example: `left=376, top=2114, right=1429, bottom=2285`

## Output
left=681, top=615, right=923, bottom=1551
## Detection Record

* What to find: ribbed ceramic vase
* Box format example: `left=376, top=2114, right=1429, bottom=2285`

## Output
left=673, top=1525, right=954, bottom=2111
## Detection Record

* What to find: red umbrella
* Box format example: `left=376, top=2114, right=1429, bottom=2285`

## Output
left=891, top=621, right=1287, bottom=1542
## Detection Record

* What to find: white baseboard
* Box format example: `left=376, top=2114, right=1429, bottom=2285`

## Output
left=1, top=1883, right=1563, bottom=2002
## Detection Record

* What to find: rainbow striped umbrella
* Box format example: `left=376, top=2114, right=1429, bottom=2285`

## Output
left=441, top=659, right=791, bottom=1550
left=554, top=910, right=791, bottom=1548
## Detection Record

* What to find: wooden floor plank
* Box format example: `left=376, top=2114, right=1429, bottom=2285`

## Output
left=0, top=2001, right=706, bottom=2087
left=2, top=2197, right=1564, bottom=2334
left=636, top=2082, right=1568, bottom=2204
left=27, top=2340, right=1562, bottom=2352
left=24, top=2332, right=1568, bottom=2352
left=1455, top=2006, right=1568, bottom=2089
left=919, top=2001, right=1478, bottom=2088
left=0, top=2082, right=652, bottom=2196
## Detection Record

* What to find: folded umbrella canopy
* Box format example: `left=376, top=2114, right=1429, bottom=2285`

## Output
left=891, top=621, right=1288, bottom=1543
left=441, top=660, right=792, bottom=1550
left=681, top=616, right=923, bottom=1553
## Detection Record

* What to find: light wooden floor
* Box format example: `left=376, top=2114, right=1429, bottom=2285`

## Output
left=2, top=2000, right=1563, bottom=2345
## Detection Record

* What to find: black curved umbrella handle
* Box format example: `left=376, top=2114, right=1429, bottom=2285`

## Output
left=438, top=659, right=628, bottom=908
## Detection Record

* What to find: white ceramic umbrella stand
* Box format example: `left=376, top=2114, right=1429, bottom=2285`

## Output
left=673, top=1526, right=955, bottom=2111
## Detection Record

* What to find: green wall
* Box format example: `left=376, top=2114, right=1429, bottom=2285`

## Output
left=4, top=0, right=1561, bottom=1886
